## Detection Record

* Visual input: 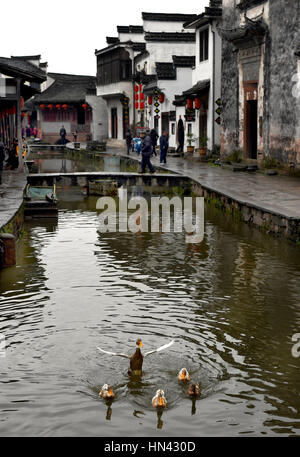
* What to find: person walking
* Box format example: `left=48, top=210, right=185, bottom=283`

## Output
left=141, top=130, right=155, bottom=174
left=176, top=116, right=184, bottom=153
left=60, top=125, right=67, bottom=145
left=160, top=131, right=169, bottom=164
left=26, top=125, right=31, bottom=139
left=150, top=128, right=158, bottom=156
left=0, top=141, right=5, bottom=185
left=126, top=130, right=132, bottom=155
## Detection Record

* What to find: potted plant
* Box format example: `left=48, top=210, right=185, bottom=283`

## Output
left=199, top=136, right=208, bottom=156
left=186, top=133, right=195, bottom=153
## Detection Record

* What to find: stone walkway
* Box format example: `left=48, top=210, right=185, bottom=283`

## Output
left=0, top=170, right=26, bottom=230
left=110, top=147, right=300, bottom=220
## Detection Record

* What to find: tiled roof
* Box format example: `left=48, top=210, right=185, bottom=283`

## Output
left=106, top=37, right=120, bottom=44
left=145, top=32, right=196, bottom=42
left=117, top=25, right=144, bottom=34
left=156, top=62, right=176, bottom=80
left=0, top=56, right=46, bottom=82
left=32, top=73, right=96, bottom=104
left=95, top=41, right=145, bottom=55
left=172, top=55, right=195, bottom=67
left=143, top=79, right=159, bottom=94
left=11, top=55, right=41, bottom=60
left=184, top=6, right=222, bottom=28
left=237, top=0, right=266, bottom=11
left=142, top=12, right=198, bottom=22
left=182, top=79, right=210, bottom=96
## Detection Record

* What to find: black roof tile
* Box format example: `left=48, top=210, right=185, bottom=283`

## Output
left=117, top=25, right=144, bottom=34
left=142, top=12, right=198, bottom=22
left=0, top=56, right=46, bottom=82
left=145, top=32, right=196, bottom=42
left=172, top=55, right=195, bottom=67
left=32, top=73, right=96, bottom=104
left=156, top=62, right=176, bottom=80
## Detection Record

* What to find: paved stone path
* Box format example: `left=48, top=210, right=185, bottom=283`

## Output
left=0, top=170, right=26, bottom=230
left=111, top=147, right=300, bottom=220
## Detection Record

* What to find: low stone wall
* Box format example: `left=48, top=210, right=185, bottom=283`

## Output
left=192, top=182, right=300, bottom=243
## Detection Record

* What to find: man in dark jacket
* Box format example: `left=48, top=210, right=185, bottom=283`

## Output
left=126, top=130, right=132, bottom=155
left=141, top=130, right=155, bottom=174
left=150, top=129, right=158, bottom=156
left=160, top=131, right=168, bottom=164
left=60, top=126, right=67, bottom=145
left=0, top=141, right=5, bottom=185
left=176, top=116, right=184, bottom=153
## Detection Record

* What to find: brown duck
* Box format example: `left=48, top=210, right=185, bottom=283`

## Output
left=187, top=383, right=201, bottom=397
left=97, top=338, right=175, bottom=376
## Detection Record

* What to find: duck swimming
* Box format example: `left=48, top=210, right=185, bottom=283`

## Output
left=187, top=383, right=201, bottom=397
left=152, top=389, right=167, bottom=408
left=178, top=368, right=191, bottom=382
left=97, top=338, right=175, bottom=376
left=99, top=384, right=115, bottom=400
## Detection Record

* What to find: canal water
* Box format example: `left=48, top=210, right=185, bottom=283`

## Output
left=26, top=149, right=167, bottom=174
left=0, top=152, right=299, bottom=436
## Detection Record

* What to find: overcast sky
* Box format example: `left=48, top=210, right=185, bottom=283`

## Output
left=2, top=0, right=208, bottom=76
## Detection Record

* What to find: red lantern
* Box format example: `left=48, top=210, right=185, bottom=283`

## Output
left=140, top=101, right=145, bottom=110
left=139, top=84, right=142, bottom=92
left=140, top=93, right=144, bottom=101
left=40, top=104, right=45, bottom=110
left=135, top=101, right=139, bottom=110
left=186, top=99, right=193, bottom=110
left=82, top=103, right=88, bottom=110
left=158, top=93, right=165, bottom=104
left=194, top=98, right=201, bottom=110
left=134, top=85, right=139, bottom=93
left=62, top=104, right=68, bottom=110
left=48, top=104, right=53, bottom=110
left=56, top=104, right=61, bottom=110
left=148, top=96, right=153, bottom=105
left=135, top=94, right=139, bottom=101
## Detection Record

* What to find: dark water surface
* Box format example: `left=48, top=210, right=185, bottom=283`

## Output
left=0, top=154, right=299, bottom=436
left=26, top=150, right=167, bottom=174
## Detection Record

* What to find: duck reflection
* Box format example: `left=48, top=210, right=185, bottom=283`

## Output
left=156, top=409, right=164, bottom=429
left=105, top=399, right=113, bottom=421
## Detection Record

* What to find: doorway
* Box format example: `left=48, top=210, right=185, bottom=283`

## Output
left=161, top=112, right=169, bottom=136
left=111, top=108, right=118, bottom=139
left=244, top=82, right=258, bottom=160
left=245, top=100, right=258, bottom=159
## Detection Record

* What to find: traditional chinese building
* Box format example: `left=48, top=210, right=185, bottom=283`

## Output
left=29, top=72, right=107, bottom=144
left=136, top=12, right=197, bottom=148
left=0, top=55, right=46, bottom=158
left=219, top=0, right=300, bottom=166
left=95, top=26, right=145, bottom=143
left=173, top=1, right=222, bottom=153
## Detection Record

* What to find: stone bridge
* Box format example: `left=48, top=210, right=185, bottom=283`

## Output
left=27, top=172, right=191, bottom=193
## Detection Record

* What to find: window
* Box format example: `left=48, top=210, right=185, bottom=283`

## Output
left=188, top=123, right=192, bottom=135
left=200, top=28, right=209, bottom=62
left=171, top=123, right=175, bottom=135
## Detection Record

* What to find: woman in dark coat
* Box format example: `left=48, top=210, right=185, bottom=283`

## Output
left=126, top=130, right=132, bottom=155
left=176, top=116, right=185, bottom=153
